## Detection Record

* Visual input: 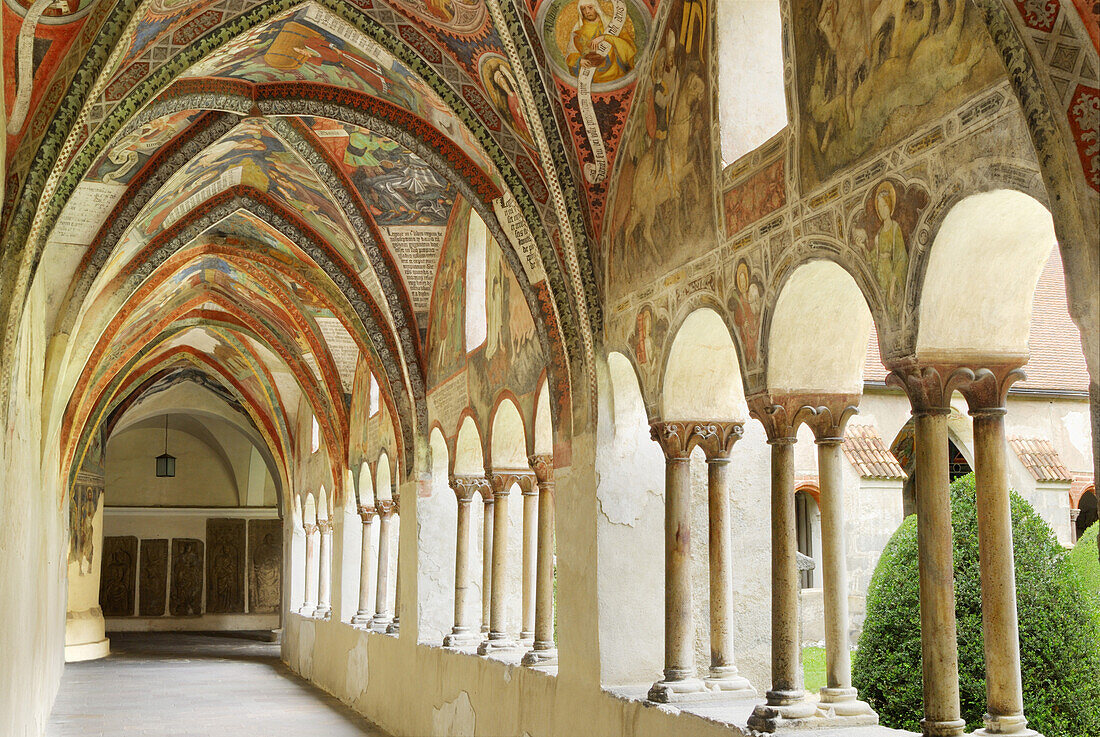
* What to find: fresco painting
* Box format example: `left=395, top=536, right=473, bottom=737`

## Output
left=850, top=177, right=928, bottom=318
left=478, top=54, right=537, bottom=148
left=795, top=0, right=1002, bottom=190
left=306, top=117, right=457, bottom=227
left=605, top=0, right=713, bottom=298
left=726, top=258, right=764, bottom=364
left=88, top=110, right=204, bottom=185
left=723, top=157, right=786, bottom=237
left=428, top=199, right=470, bottom=383
left=537, top=0, right=650, bottom=227
left=388, top=0, right=489, bottom=35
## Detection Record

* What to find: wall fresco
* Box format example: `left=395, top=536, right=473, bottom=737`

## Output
left=605, top=0, right=714, bottom=298
left=68, top=479, right=102, bottom=572
left=723, top=156, right=786, bottom=237
left=794, top=0, right=1002, bottom=191
left=427, top=198, right=470, bottom=384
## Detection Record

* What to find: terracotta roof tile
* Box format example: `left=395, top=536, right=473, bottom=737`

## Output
left=1008, top=436, right=1073, bottom=481
left=843, top=424, right=907, bottom=480
left=863, top=247, right=1089, bottom=393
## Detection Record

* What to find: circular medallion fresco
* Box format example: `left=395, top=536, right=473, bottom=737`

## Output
left=387, top=0, right=488, bottom=36
left=3, top=0, right=97, bottom=23
left=536, top=0, right=649, bottom=93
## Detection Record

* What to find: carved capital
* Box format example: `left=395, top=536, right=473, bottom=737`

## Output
left=650, top=421, right=693, bottom=459
left=450, top=475, right=489, bottom=503
left=528, top=454, right=554, bottom=484
left=795, top=395, right=861, bottom=443
left=317, top=519, right=333, bottom=534
left=886, top=360, right=1025, bottom=415
left=488, top=469, right=535, bottom=496
left=392, top=491, right=401, bottom=515
left=356, top=505, right=376, bottom=523
left=303, top=523, right=319, bottom=536
left=747, top=395, right=819, bottom=443
left=690, top=421, right=745, bottom=460
left=376, top=499, right=396, bottom=518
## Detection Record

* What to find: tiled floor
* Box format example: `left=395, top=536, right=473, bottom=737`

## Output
left=48, top=631, right=389, bottom=736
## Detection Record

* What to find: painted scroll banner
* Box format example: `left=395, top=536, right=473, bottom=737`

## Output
left=577, top=0, right=628, bottom=182
left=492, top=193, right=545, bottom=285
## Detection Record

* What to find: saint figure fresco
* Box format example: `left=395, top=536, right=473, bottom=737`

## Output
left=851, top=178, right=928, bottom=318
left=566, top=0, right=637, bottom=85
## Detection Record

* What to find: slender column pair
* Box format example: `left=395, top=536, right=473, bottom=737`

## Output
left=387, top=495, right=402, bottom=635
left=315, top=519, right=333, bottom=619
left=445, top=476, right=490, bottom=648
left=888, top=363, right=1038, bottom=736
left=522, top=454, right=557, bottom=666
left=351, top=506, right=376, bottom=627
left=478, top=470, right=533, bottom=655
left=300, top=523, right=319, bottom=617
left=647, top=421, right=752, bottom=703
left=371, top=499, right=396, bottom=632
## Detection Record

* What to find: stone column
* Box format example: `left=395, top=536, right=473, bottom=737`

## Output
left=371, top=499, right=395, bottom=631
left=445, top=477, right=485, bottom=648
left=962, top=367, right=1039, bottom=737
left=807, top=403, right=876, bottom=720
left=888, top=366, right=966, bottom=737
left=351, top=507, right=376, bottom=627
left=478, top=472, right=527, bottom=654
left=691, top=422, right=755, bottom=695
left=520, top=481, right=539, bottom=644
left=387, top=497, right=402, bottom=635
left=300, top=523, right=318, bottom=617
left=315, top=519, right=333, bottom=619
left=749, top=399, right=816, bottom=730
left=480, top=484, right=494, bottom=634
left=648, top=421, right=706, bottom=702
left=523, top=455, right=557, bottom=666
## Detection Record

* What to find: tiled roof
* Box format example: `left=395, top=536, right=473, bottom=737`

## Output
left=843, top=424, right=907, bottom=480
left=1009, top=437, right=1073, bottom=481
left=863, top=247, right=1089, bottom=393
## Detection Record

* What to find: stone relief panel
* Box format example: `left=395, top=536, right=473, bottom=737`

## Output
left=206, top=519, right=246, bottom=614
left=248, top=519, right=283, bottom=614
left=170, top=538, right=205, bottom=616
left=138, top=539, right=169, bottom=617
left=100, top=536, right=138, bottom=617
left=791, top=0, right=1003, bottom=191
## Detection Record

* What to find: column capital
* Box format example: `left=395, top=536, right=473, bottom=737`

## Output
left=886, top=360, right=1025, bottom=415
left=488, top=469, right=534, bottom=496
left=748, top=394, right=821, bottom=443
left=317, top=519, right=333, bottom=534
left=528, top=454, right=554, bottom=484
left=303, top=523, right=319, bottom=535
left=450, top=475, right=490, bottom=502
left=376, top=499, right=396, bottom=517
left=356, top=505, right=376, bottom=522
left=392, top=492, right=401, bottom=515
left=650, top=420, right=746, bottom=459
left=799, top=396, right=861, bottom=443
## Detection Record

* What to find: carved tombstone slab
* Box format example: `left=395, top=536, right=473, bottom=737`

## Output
left=100, top=536, right=138, bottom=616
left=206, top=518, right=246, bottom=613
left=138, top=539, right=169, bottom=616
left=170, top=538, right=204, bottom=616
left=248, top=519, right=282, bottom=614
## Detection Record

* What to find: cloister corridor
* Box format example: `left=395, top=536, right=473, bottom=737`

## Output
left=47, top=633, right=388, bottom=737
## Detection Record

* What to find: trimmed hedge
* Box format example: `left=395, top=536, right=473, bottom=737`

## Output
left=1067, top=522, right=1100, bottom=633
left=852, top=474, right=1100, bottom=736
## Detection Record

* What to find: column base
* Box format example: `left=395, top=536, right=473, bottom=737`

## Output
left=818, top=687, right=878, bottom=718
left=521, top=644, right=558, bottom=667
left=369, top=615, right=392, bottom=633
left=477, top=633, right=520, bottom=655
left=298, top=605, right=316, bottom=617
left=973, top=713, right=1041, bottom=736
left=64, top=637, right=110, bottom=663
left=313, top=606, right=331, bottom=620
left=920, top=717, right=967, bottom=736
left=703, top=667, right=756, bottom=696
left=350, top=612, right=373, bottom=627
left=443, top=628, right=481, bottom=649
left=646, top=673, right=708, bottom=703
left=748, top=696, right=878, bottom=732
left=385, top=620, right=400, bottom=635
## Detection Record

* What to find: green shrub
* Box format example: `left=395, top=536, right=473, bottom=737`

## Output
left=1067, top=522, right=1100, bottom=632
left=852, top=474, right=1100, bottom=737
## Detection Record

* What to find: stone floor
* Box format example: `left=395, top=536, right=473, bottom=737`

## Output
left=48, top=631, right=389, bottom=736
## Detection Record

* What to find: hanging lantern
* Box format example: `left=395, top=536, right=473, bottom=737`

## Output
left=155, top=415, right=176, bottom=477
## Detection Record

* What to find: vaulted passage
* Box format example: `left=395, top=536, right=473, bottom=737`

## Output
left=1, top=2, right=1097, bottom=737
left=48, top=633, right=389, bottom=737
